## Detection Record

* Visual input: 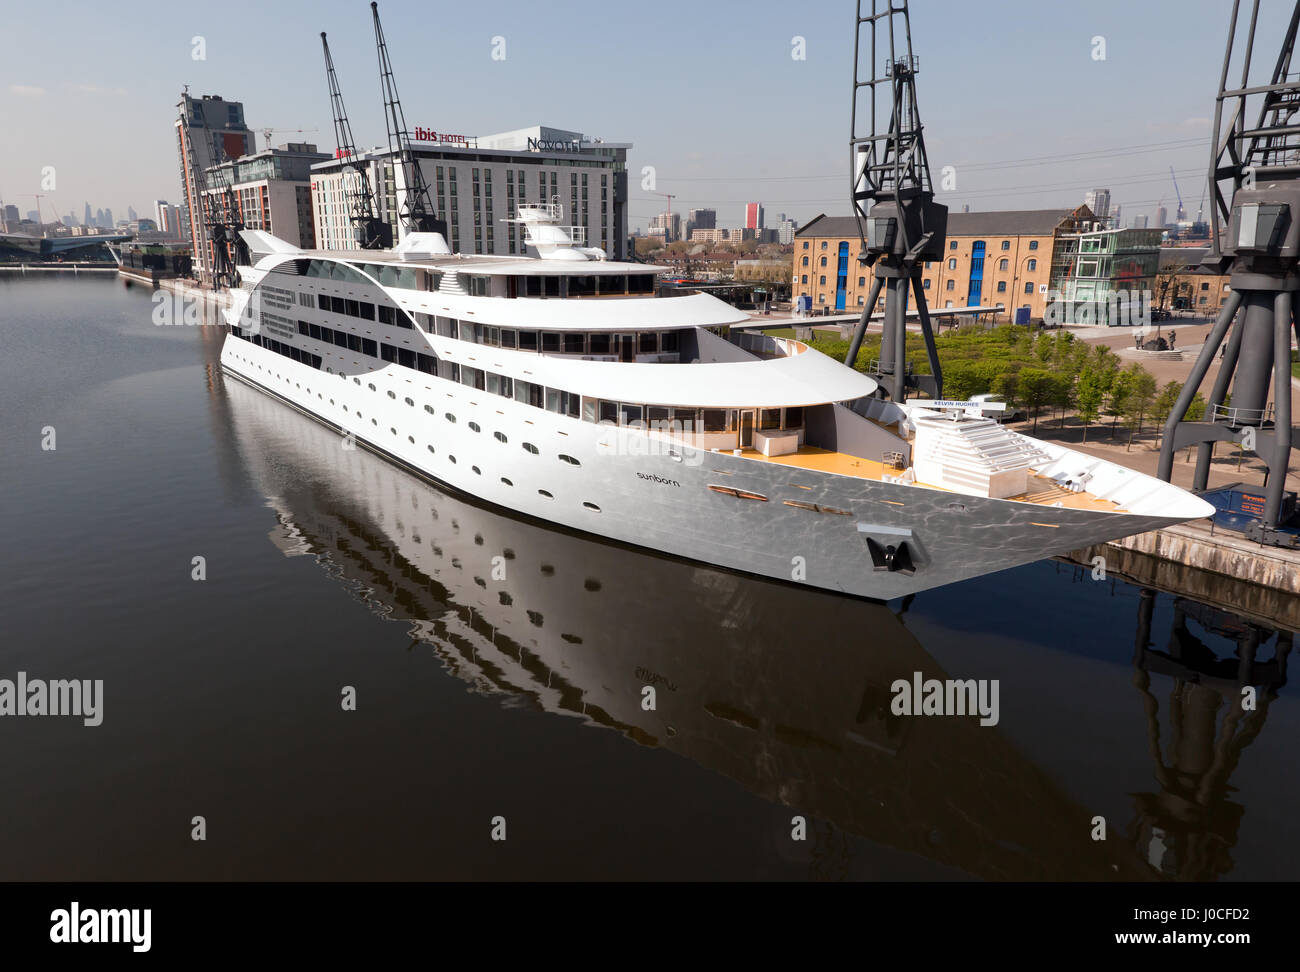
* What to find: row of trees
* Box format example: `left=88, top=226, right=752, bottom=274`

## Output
left=813, top=323, right=1207, bottom=446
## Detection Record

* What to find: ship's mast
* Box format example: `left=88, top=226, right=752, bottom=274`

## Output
left=844, top=0, right=947, bottom=402
left=322, top=31, right=391, bottom=249
left=371, top=1, right=447, bottom=241
left=1157, top=0, right=1300, bottom=541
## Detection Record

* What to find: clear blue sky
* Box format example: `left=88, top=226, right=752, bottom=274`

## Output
left=1, top=0, right=1287, bottom=230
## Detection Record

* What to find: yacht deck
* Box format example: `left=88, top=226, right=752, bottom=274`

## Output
left=735, top=445, right=1127, bottom=513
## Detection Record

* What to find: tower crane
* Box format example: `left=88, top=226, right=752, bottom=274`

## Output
left=655, top=191, right=676, bottom=239
left=1170, top=165, right=1186, bottom=222
left=321, top=32, right=390, bottom=249
left=371, top=2, right=446, bottom=241
left=257, top=127, right=319, bottom=151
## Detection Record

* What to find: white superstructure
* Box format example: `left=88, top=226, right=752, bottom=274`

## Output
left=219, top=208, right=1214, bottom=599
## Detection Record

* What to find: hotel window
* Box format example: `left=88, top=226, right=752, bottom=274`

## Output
left=997, top=281, right=1007, bottom=292
left=946, top=280, right=955, bottom=291
left=802, top=241, right=808, bottom=249
left=1027, top=259, right=1037, bottom=271
left=1029, top=240, right=1039, bottom=250
left=820, top=275, right=826, bottom=285
left=820, top=256, right=827, bottom=267
left=923, top=279, right=930, bottom=289
left=949, top=240, right=957, bottom=250
left=948, top=258, right=957, bottom=270
left=1000, top=240, right=1010, bottom=250
left=1024, top=282, right=1034, bottom=294
left=858, top=276, right=865, bottom=286
left=801, top=275, right=808, bottom=284
left=821, top=241, right=827, bottom=249
left=802, top=256, right=808, bottom=266
left=999, top=259, right=1009, bottom=270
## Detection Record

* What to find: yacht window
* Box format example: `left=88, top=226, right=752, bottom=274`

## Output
left=784, top=406, right=804, bottom=428
left=358, top=301, right=375, bottom=321
left=417, top=353, right=436, bottom=374
left=638, top=332, right=657, bottom=354
left=381, top=344, right=396, bottom=362
left=671, top=408, right=696, bottom=432
left=647, top=406, right=670, bottom=427
left=760, top=408, right=781, bottom=430
left=563, top=332, right=585, bottom=354
left=398, top=348, right=416, bottom=369
left=545, top=388, right=562, bottom=413
left=362, top=338, right=377, bottom=357
left=345, top=299, right=360, bottom=317
left=588, top=333, right=611, bottom=355
left=500, top=329, right=517, bottom=349
left=598, top=400, right=618, bottom=424
left=660, top=331, right=680, bottom=353
left=436, top=316, right=456, bottom=337
left=377, top=305, right=395, bottom=326
left=569, top=275, right=596, bottom=297
left=518, top=330, right=538, bottom=352
left=702, top=409, right=730, bottom=432
left=540, top=332, right=561, bottom=353
left=582, top=397, right=599, bottom=423
left=485, top=326, right=500, bottom=347
left=619, top=403, right=643, bottom=427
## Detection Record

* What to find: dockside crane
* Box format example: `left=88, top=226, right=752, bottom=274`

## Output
left=843, top=0, right=947, bottom=402
left=1157, top=0, right=1300, bottom=544
left=370, top=2, right=447, bottom=241
left=321, top=31, right=391, bottom=249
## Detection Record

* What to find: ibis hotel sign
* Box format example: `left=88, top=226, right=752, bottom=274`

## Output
left=412, top=127, right=473, bottom=146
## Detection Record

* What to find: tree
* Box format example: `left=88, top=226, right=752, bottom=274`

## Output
left=1104, top=368, right=1134, bottom=437
left=1019, top=368, right=1056, bottom=434
left=1121, top=365, right=1158, bottom=450
left=1152, top=381, right=1183, bottom=445
left=1075, top=366, right=1109, bottom=441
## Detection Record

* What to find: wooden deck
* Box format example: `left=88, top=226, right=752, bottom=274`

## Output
left=737, top=446, right=1127, bottom=512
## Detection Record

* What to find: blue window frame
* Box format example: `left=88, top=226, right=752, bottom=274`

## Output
left=835, top=242, right=849, bottom=311
left=967, top=241, right=986, bottom=306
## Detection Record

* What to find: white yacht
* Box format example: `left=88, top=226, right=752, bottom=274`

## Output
left=219, top=203, right=1214, bottom=599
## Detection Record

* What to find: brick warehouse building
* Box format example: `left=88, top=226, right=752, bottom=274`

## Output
left=792, top=207, right=1095, bottom=323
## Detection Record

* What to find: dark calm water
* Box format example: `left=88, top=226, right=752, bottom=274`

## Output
left=1, top=274, right=1296, bottom=881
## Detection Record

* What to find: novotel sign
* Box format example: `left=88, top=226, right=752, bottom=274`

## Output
left=527, top=136, right=589, bottom=153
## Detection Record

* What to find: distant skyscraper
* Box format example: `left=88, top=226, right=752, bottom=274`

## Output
left=1156, top=206, right=1168, bottom=227
left=688, top=208, right=716, bottom=230
left=84, top=203, right=92, bottom=226
left=744, top=202, right=764, bottom=230
left=25, top=209, right=40, bottom=222
left=776, top=212, right=797, bottom=245
left=127, top=205, right=137, bottom=221
left=1133, top=214, right=1149, bottom=229
left=95, top=208, right=104, bottom=227
left=3, top=204, right=20, bottom=225
left=1084, top=188, right=1111, bottom=220
left=104, top=207, right=113, bottom=228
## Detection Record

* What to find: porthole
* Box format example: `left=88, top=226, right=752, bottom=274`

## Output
left=354, top=378, right=361, bottom=385
left=390, top=427, right=397, bottom=435
left=538, top=489, right=553, bottom=498
left=424, top=404, right=434, bottom=414
left=408, top=436, right=415, bottom=444
left=558, top=454, right=580, bottom=466
left=368, top=383, right=375, bottom=391
left=494, top=431, right=507, bottom=443
left=522, top=442, right=539, bottom=455
left=468, top=421, right=481, bottom=433
left=387, top=390, right=396, bottom=399
left=371, top=419, right=378, bottom=426
left=449, top=455, right=457, bottom=464
left=405, top=397, right=414, bottom=406
left=472, top=466, right=481, bottom=475
left=500, top=477, right=513, bottom=486
left=427, top=445, right=435, bottom=454
left=445, top=413, right=457, bottom=423
left=583, top=502, right=601, bottom=512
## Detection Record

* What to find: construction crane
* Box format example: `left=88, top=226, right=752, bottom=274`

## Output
left=370, top=2, right=446, bottom=241
left=655, top=191, right=676, bottom=239
left=257, top=127, right=319, bottom=151
left=843, top=0, right=947, bottom=401
left=321, top=32, right=390, bottom=249
left=1158, top=0, right=1300, bottom=542
left=1170, top=165, right=1186, bottom=222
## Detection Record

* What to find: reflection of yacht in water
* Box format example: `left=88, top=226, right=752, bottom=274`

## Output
left=223, top=375, right=1157, bottom=880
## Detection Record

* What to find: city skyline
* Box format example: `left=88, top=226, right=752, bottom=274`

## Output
left=2, top=0, right=1287, bottom=234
